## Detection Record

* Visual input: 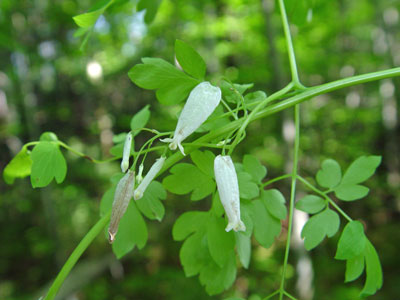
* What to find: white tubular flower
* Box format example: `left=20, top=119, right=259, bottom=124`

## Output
left=121, top=132, right=132, bottom=173
left=161, top=82, right=221, bottom=156
left=108, top=170, right=135, bottom=243
left=214, top=155, right=246, bottom=232
left=134, top=156, right=165, bottom=200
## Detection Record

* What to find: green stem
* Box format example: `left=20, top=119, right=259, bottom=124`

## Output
left=278, top=0, right=303, bottom=88
left=296, top=175, right=353, bottom=222
left=279, top=105, right=300, bottom=300
left=220, top=98, right=238, bottom=120
left=44, top=211, right=111, bottom=300
left=256, top=67, right=400, bottom=120
left=284, top=290, right=299, bottom=300
left=228, top=82, right=294, bottom=155
left=263, top=290, right=279, bottom=300
left=261, top=174, right=292, bottom=188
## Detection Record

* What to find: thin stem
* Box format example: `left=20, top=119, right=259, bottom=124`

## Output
left=220, top=98, right=238, bottom=120
left=284, top=290, right=299, bottom=300
left=261, top=174, right=292, bottom=188
left=279, top=105, right=300, bottom=300
left=228, top=82, right=294, bottom=155
left=278, top=0, right=303, bottom=88
left=44, top=211, right=111, bottom=300
left=263, top=290, right=279, bottom=300
left=296, top=175, right=353, bottom=222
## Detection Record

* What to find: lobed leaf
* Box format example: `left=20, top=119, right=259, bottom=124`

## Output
left=30, top=142, right=67, bottom=188
left=262, top=189, right=287, bottom=220
left=130, top=105, right=151, bottom=136
left=295, top=195, right=326, bottom=214
left=316, top=159, right=341, bottom=188
left=172, top=211, right=209, bottom=241
left=162, top=163, right=215, bottom=201
left=207, top=215, right=235, bottom=267
left=111, top=202, right=148, bottom=258
left=128, top=57, right=199, bottom=105
left=235, top=232, right=251, bottom=269
left=360, top=240, right=383, bottom=297
left=345, top=253, right=365, bottom=283
left=136, top=181, right=166, bottom=221
left=341, top=156, right=381, bottom=185
left=237, top=172, right=259, bottom=200
left=334, top=184, right=369, bottom=201
left=301, top=209, right=340, bottom=250
left=73, top=0, right=113, bottom=28
left=243, top=154, right=267, bottom=184
left=3, top=147, right=32, bottom=184
left=335, top=221, right=367, bottom=260
left=190, top=150, right=215, bottom=178
left=137, top=0, right=161, bottom=24
left=175, top=39, right=206, bottom=80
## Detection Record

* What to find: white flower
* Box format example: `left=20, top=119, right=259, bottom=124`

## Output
left=214, top=155, right=246, bottom=232
left=161, top=82, right=221, bottom=155
left=121, top=132, right=132, bottom=173
left=108, top=170, right=135, bottom=243
left=134, top=156, right=165, bottom=200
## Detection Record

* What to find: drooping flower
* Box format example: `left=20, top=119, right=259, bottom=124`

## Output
left=121, top=132, right=132, bottom=173
left=134, top=156, right=165, bottom=200
left=108, top=170, right=135, bottom=243
left=214, top=155, right=246, bottom=232
left=161, top=82, right=221, bottom=155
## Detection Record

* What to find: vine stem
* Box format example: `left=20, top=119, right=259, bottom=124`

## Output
left=44, top=211, right=111, bottom=300
left=278, top=0, right=303, bottom=88
left=279, top=105, right=300, bottom=300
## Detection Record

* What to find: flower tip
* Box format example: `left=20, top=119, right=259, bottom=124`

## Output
left=133, top=190, right=143, bottom=201
left=108, top=230, right=116, bottom=244
left=121, top=161, right=129, bottom=173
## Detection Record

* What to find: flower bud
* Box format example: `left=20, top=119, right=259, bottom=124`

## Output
left=108, top=170, right=135, bottom=243
left=121, top=132, right=132, bottom=173
left=161, top=82, right=221, bottom=156
left=134, top=156, right=165, bottom=200
left=214, top=155, right=246, bottom=232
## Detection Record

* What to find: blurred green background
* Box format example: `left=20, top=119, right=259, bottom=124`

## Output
left=1, top=0, right=399, bottom=299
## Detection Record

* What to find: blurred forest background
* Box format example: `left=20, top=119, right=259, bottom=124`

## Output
left=1, top=0, right=400, bottom=299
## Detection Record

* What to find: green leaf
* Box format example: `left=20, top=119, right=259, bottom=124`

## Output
left=285, top=0, right=314, bottom=26
left=199, top=251, right=236, bottom=295
left=163, top=163, right=215, bottom=201
left=341, top=156, right=382, bottom=185
left=262, top=189, right=287, bottom=220
left=244, top=91, right=267, bottom=110
left=30, top=142, right=67, bottom=188
left=207, top=215, right=235, bottom=267
left=128, top=57, right=199, bottom=105
left=316, top=159, right=342, bottom=188
left=345, top=253, right=365, bottom=283
left=243, top=155, right=267, bottom=184
left=301, top=209, right=340, bottom=250
left=180, top=230, right=210, bottom=277
left=39, top=132, right=58, bottom=142
left=237, top=172, right=259, bottom=200
left=360, top=240, right=383, bottom=297
left=211, top=192, right=225, bottom=217
left=295, top=195, right=326, bottom=214
left=235, top=231, right=251, bottom=269
left=335, top=221, right=366, bottom=260
left=249, top=199, right=281, bottom=248
left=3, top=147, right=32, bottom=184
left=190, top=150, right=215, bottom=178
left=130, top=105, right=151, bottom=136
left=136, top=181, right=166, bottom=221
left=334, top=184, right=369, bottom=201
left=73, top=0, right=113, bottom=28
left=137, top=0, right=161, bottom=24
left=172, top=211, right=209, bottom=241
left=175, top=40, right=206, bottom=80
left=220, top=81, right=252, bottom=104
left=112, top=202, right=148, bottom=259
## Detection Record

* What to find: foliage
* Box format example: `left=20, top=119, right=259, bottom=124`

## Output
left=1, top=0, right=399, bottom=299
